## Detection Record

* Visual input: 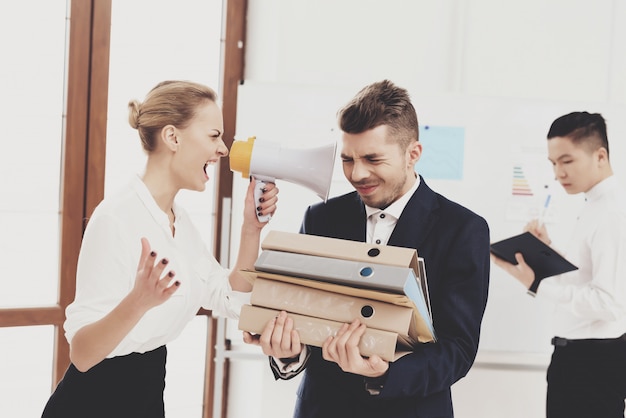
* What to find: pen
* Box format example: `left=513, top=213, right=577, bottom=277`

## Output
left=538, top=193, right=551, bottom=227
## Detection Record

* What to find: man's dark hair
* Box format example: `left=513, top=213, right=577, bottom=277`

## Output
left=337, top=80, right=419, bottom=149
left=547, top=111, right=609, bottom=157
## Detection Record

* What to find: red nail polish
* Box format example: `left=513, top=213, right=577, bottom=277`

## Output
left=150, top=251, right=156, bottom=257
left=161, top=258, right=169, bottom=265
left=174, top=281, right=181, bottom=286
left=168, top=271, right=175, bottom=277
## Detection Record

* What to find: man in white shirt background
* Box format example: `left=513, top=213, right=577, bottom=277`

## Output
left=492, top=111, right=626, bottom=418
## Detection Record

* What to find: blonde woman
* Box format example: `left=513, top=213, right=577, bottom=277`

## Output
left=42, top=80, right=277, bottom=417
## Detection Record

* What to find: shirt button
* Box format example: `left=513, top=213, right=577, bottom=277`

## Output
left=379, top=213, right=386, bottom=219
left=375, top=239, right=381, bottom=244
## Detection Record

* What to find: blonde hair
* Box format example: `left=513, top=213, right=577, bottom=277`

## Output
left=128, top=80, right=218, bottom=152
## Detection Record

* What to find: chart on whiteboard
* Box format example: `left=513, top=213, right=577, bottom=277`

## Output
left=505, top=146, right=557, bottom=223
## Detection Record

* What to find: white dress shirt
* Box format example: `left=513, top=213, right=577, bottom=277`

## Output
left=538, top=175, right=626, bottom=339
left=365, top=176, right=420, bottom=245
left=64, top=176, right=249, bottom=357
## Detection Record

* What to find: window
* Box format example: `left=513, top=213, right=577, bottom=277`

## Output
left=0, top=1, right=235, bottom=416
left=0, top=1, right=68, bottom=416
left=106, top=1, right=224, bottom=415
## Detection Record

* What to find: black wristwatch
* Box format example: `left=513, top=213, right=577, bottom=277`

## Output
left=364, top=374, right=387, bottom=396
left=527, top=277, right=541, bottom=297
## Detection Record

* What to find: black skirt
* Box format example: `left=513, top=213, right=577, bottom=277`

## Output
left=42, top=345, right=167, bottom=418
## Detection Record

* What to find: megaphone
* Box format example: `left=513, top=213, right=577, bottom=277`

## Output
left=230, top=136, right=337, bottom=222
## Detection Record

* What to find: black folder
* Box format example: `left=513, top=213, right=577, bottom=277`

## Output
left=490, top=232, right=578, bottom=279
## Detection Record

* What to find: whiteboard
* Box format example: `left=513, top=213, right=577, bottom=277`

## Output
left=233, top=80, right=626, bottom=356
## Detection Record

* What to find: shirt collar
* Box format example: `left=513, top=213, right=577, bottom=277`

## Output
left=131, top=175, right=180, bottom=228
left=585, top=175, right=616, bottom=203
left=364, top=175, right=420, bottom=220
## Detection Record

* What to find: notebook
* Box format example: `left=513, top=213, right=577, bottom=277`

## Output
left=490, top=232, right=578, bottom=279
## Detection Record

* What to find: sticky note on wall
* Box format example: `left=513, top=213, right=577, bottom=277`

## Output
left=415, top=126, right=465, bottom=180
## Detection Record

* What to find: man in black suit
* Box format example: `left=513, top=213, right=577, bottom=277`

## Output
left=244, top=79, right=490, bottom=418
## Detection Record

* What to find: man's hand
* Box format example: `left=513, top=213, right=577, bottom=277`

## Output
left=491, top=251, right=535, bottom=290
left=524, top=219, right=552, bottom=245
left=243, top=310, right=303, bottom=359
left=322, top=319, right=389, bottom=378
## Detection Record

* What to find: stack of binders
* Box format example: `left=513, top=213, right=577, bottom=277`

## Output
left=238, top=231, right=436, bottom=362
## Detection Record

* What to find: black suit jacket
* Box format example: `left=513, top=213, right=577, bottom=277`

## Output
left=284, top=177, right=490, bottom=418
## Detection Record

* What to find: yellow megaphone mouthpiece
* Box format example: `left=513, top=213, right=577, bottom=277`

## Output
left=228, top=135, right=337, bottom=222
left=229, top=136, right=256, bottom=179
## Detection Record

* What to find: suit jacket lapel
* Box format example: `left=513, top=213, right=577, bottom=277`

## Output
left=388, top=178, right=439, bottom=250
left=336, top=192, right=368, bottom=242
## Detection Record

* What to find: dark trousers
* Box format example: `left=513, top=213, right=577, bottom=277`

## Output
left=546, top=336, right=626, bottom=418
left=41, top=345, right=167, bottom=418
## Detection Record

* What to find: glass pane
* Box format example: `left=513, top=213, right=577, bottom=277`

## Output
left=0, top=1, right=67, bottom=307
left=106, top=2, right=223, bottom=415
left=0, top=326, right=55, bottom=417
left=106, top=0, right=224, bottom=248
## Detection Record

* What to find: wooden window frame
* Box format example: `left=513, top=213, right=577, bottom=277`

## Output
left=0, top=0, right=112, bottom=384
left=0, top=1, right=246, bottom=416
left=203, top=1, right=248, bottom=416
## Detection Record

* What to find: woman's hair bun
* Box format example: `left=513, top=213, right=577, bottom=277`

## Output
left=128, top=99, right=141, bottom=129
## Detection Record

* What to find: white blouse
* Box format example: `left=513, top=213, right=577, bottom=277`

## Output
left=539, top=176, right=626, bottom=339
left=64, top=176, right=249, bottom=357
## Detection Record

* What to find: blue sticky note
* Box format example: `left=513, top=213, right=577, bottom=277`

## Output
left=416, top=126, right=465, bottom=180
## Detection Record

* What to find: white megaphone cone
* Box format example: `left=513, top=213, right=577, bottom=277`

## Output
left=229, top=136, right=337, bottom=222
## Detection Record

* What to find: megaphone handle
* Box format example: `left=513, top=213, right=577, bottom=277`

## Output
left=253, top=178, right=272, bottom=223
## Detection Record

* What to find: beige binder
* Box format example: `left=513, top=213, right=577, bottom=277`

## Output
left=254, top=249, right=419, bottom=293
left=242, top=269, right=435, bottom=343
left=239, top=230, right=436, bottom=350
left=238, top=304, right=409, bottom=362
left=251, top=277, right=418, bottom=344
left=261, top=230, right=419, bottom=276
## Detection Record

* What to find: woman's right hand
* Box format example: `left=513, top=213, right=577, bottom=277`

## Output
left=70, top=237, right=180, bottom=372
left=129, top=237, right=180, bottom=310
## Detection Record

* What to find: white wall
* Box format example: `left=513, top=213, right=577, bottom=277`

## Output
left=224, top=1, right=626, bottom=417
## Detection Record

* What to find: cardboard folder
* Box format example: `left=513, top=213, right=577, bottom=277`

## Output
left=242, top=269, right=435, bottom=343
left=250, top=277, right=418, bottom=345
left=416, top=257, right=432, bottom=323
left=261, top=230, right=419, bottom=276
left=254, top=249, right=433, bottom=338
left=255, top=249, right=421, bottom=294
left=238, top=304, right=409, bottom=362
left=239, top=231, right=436, bottom=355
